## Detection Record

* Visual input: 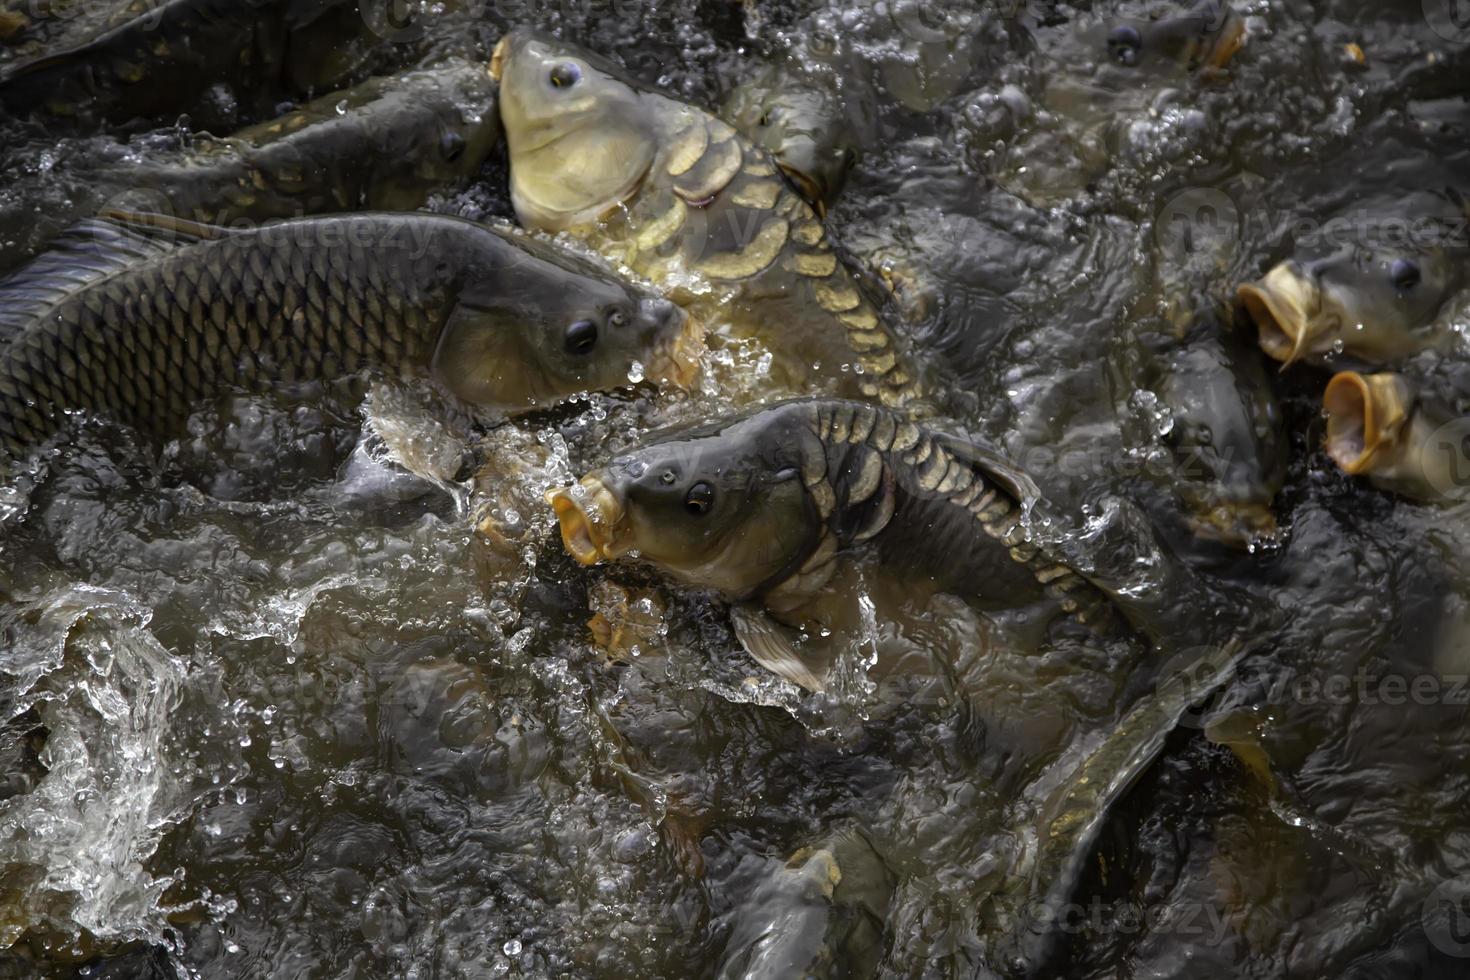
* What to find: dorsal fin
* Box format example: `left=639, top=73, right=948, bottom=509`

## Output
left=0, top=211, right=212, bottom=343
left=931, top=431, right=1044, bottom=509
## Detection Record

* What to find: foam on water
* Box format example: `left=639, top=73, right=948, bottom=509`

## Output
left=0, top=587, right=194, bottom=952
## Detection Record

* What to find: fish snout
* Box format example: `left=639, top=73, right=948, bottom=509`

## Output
left=1322, top=372, right=1414, bottom=475
left=546, top=472, right=630, bottom=565
left=639, top=297, right=704, bottom=390
left=489, top=34, right=514, bottom=82
left=1237, top=263, right=1323, bottom=366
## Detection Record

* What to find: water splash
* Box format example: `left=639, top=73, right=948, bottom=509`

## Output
left=0, top=587, right=195, bottom=951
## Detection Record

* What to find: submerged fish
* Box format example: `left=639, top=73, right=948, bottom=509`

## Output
left=547, top=400, right=1187, bottom=690
left=1149, top=331, right=1285, bottom=545
left=1237, top=217, right=1468, bottom=368
left=1102, top=0, right=1247, bottom=75
left=1, top=60, right=501, bottom=272
left=0, top=0, right=366, bottom=129
left=1322, top=371, right=1470, bottom=503
left=986, top=640, right=1247, bottom=976
left=0, top=211, right=699, bottom=458
left=721, top=59, right=857, bottom=216
left=716, top=828, right=892, bottom=980
left=490, top=31, right=922, bottom=406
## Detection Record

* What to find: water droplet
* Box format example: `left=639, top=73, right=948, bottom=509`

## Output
left=503, top=939, right=522, bottom=956
left=627, top=360, right=645, bottom=384
left=335, top=100, right=348, bottom=115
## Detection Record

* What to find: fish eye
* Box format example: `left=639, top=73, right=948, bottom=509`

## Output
left=608, top=309, right=627, bottom=329
left=1390, top=258, right=1421, bottom=291
left=440, top=131, right=465, bottom=162
left=549, top=62, right=582, bottom=89
left=1107, top=25, right=1144, bottom=65
left=564, top=319, right=598, bottom=355
left=684, top=481, right=714, bottom=515
left=660, top=470, right=676, bottom=485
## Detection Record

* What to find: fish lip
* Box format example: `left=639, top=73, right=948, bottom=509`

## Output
left=1237, top=269, right=1320, bottom=366
left=1207, top=12, right=1247, bottom=70
left=489, top=35, right=511, bottom=82
left=545, top=475, right=629, bottom=565
left=646, top=307, right=705, bottom=389
left=1322, top=372, right=1412, bottom=475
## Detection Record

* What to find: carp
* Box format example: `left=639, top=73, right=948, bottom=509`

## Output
left=491, top=30, right=923, bottom=406
left=0, top=210, right=699, bottom=457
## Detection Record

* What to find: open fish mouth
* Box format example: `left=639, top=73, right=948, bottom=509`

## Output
left=1237, top=267, right=1322, bottom=366
left=545, top=475, right=629, bottom=565
left=1207, top=12, right=1248, bottom=70
left=1322, top=372, right=1412, bottom=475
left=647, top=309, right=705, bottom=390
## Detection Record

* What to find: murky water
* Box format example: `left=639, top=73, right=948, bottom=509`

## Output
left=2, top=1, right=1470, bottom=977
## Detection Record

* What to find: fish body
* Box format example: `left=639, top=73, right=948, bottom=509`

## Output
left=549, top=400, right=1127, bottom=691
left=491, top=31, right=921, bottom=406
left=1, top=61, right=501, bottom=272
left=1150, top=330, right=1285, bottom=544
left=0, top=211, right=697, bottom=457
left=0, top=0, right=362, bottom=129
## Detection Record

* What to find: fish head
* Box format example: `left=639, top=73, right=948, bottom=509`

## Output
left=1104, top=0, right=1246, bottom=74
left=1322, top=371, right=1415, bottom=476
left=425, top=64, right=505, bottom=181
left=491, top=30, right=659, bottom=231
left=547, top=408, right=823, bottom=597
left=1239, top=245, right=1457, bottom=366
left=434, top=235, right=702, bottom=409
left=370, top=66, right=505, bottom=204
left=724, top=67, right=854, bottom=211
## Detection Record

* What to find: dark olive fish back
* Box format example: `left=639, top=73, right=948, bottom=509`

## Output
left=773, top=400, right=1121, bottom=628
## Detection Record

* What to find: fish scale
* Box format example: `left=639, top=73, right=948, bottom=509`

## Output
left=0, top=215, right=452, bottom=459
left=665, top=122, right=921, bottom=406
left=493, top=33, right=925, bottom=407
left=791, top=401, right=1121, bottom=629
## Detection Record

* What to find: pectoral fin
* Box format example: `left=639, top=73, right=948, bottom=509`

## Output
left=730, top=604, right=827, bottom=692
